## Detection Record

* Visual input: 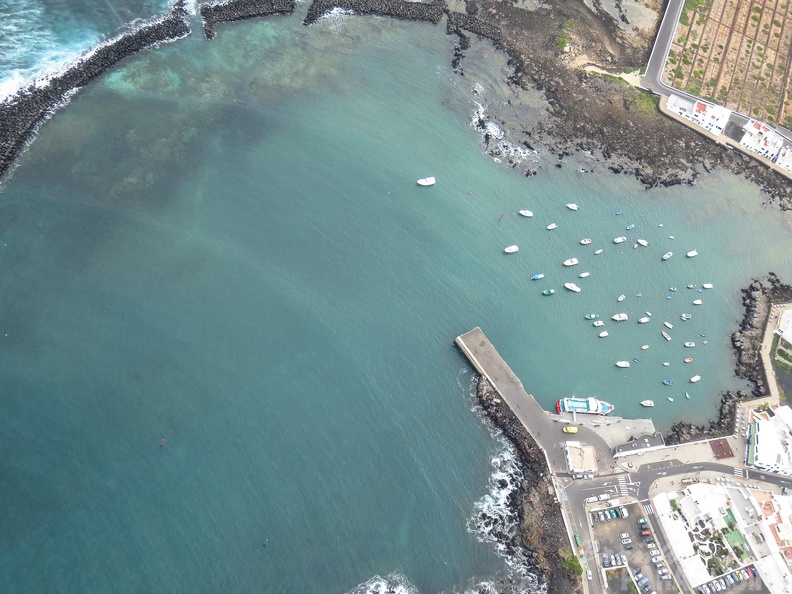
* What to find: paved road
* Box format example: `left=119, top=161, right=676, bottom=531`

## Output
left=641, top=0, right=685, bottom=96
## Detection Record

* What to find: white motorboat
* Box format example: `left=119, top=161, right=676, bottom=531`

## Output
left=566, top=203, right=579, bottom=211
left=686, top=250, right=699, bottom=258
left=563, top=258, right=579, bottom=267
left=661, top=331, right=672, bottom=341
left=593, top=321, right=605, bottom=327
left=662, top=362, right=670, bottom=366
left=599, top=331, right=609, bottom=338
left=580, top=238, right=592, bottom=245
left=547, top=223, right=558, bottom=230
left=518, top=209, right=534, bottom=217
left=531, top=273, right=545, bottom=280
left=687, top=284, right=696, bottom=289
left=702, top=283, right=714, bottom=289
left=641, top=345, right=650, bottom=350
left=612, top=313, right=628, bottom=322
left=684, top=341, right=696, bottom=348
left=579, top=272, right=591, bottom=278
left=416, top=176, right=436, bottom=186
left=690, top=375, right=701, bottom=383
left=664, top=321, right=674, bottom=329
left=640, top=400, right=655, bottom=407
left=616, top=361, right=630, bottom=368
left=646, top=311, right=652, bottom=316
left=637, top=239, right=649, bottom=247
left=617, top=295, right=626, bottom=302
left=594, top=249, right=604, bottom=255
left=681, top=313, right=692, bottom=321
left=692, top=299, right=703, bottom=305
left=667, top=396, right=675, bottom=402
left=504, top=245, right=519, bottom=254
left=662, top=252, right=673, bottom=260
left=564, top=282, right=582, bottom=293
left=638, top=317, right=650, bottom=324
left=613, top=236, right=627, bottom=244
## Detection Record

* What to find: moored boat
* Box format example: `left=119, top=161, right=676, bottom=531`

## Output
left=585, top=313, right=599, bottom=320
left=594, top=249, right=604, bottom=255
left=543, top=289, right=555, bottom=295
left=662, top=252, right=673, bottom=260
left=556, top=396, right=614, bottom=415
left=641, top=400, right=654, bottom=407
left=686, top=284, right=696, bottom=289
left=518, top=209, right=534, bottom=217
left=416, top=176, right=436, bottom=186
left=613, top=236, right=627, bottom=244
left=638, top=317, right=650, bottom=324
left=617, top=294, right=626, bottom=302
left=566, top=203, right=579, bottom=211
left=684, top=341, right=695, bottom=348
left=702, top=283, right=714, bottom=289
left=692, top=299, right=703, bottom=305
left=564, top=282, right=582, bottom=293
left=681, top=313, right=692, bottom=320
left=616, top=361, right=630, bottom=368
left=547, top=223, right=558, bottom=230
left=668, top=396, right=675, bottom=402
left=626, top=223, right=635, bottom=230
left=579, top=271, right=591, bottom=278
left=669, top=287, right=678, bottom=292
left=504, top=245, right=519, bottom=254
left=563, top=258, right=579, bottom=266
left=663, top=379, right=673, bottom=385
left=662, top=331, right=671, bottom=341
left=593, top=320, right=605, bottom=327
left=637, top=239, right=649, bottom=247
left=684, top=357, right=693, bottom=363
left=663, top=362, right=670, bottom=366
left=641, top=345, right=649, bottom=350
left=664, top=321, right=674, bottom=329
left=690, top=375, right=701, bottom=383
left=580, top=238, right=592, bottom=245
left=531, top=273, right=545, bottom=280
left=685, top=391, right=691, bottom=400
left=599, top=331, right=609, bottom=338
left=686, top=249, right=698, bottom=258
left=612, top=313, right=628, bottom=321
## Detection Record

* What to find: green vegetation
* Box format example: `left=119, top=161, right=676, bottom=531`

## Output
left=556, top=37, right=569, bottom=50
left=633, top=90, right=659, bottom=115
left=559, top=548, right=583, bottom=575
left=670, top=499, right=679, bottom=512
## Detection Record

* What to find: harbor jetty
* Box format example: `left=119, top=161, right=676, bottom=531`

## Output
left=201, top=0, right=296, bottom=40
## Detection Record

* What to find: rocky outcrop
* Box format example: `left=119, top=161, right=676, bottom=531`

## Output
left=200, top=0, right=296, bottom=40
left=476, top=377, right=582, bottom=594
left=304, top=0, right=445, bottom=26
left=0, top=2, right=190, bottom=182
left=446, top=12, right=501, bottom=43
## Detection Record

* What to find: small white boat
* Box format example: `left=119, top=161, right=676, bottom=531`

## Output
left=613, top=236, right=627, bottom=244
left=641, top=400, right=654, bottom=407
left=580, top=238, right=592, bottom=245
left=692, top=299, right=703, bottom=305
left=547, top=223, right=558, bottom=230
left=563, top=258, right=579, bottom=267
left=585, top=313, right=599, bottom=320
left=518, top=210, right=534, bottom=217
left=637, top=239, right=649, bottom=247
left=531, top=273, right=545, bottom=280
left=594, top=249, right=604, bottom=255
left=641, top=345, right=649, bottom=350
left=416, top=177, right=436, bottom=186
left=593, top=321, right=605, bottom=327
left=662, top=362, right=670, bottom=367
left=669, top=235, right=675, bottom=239
left=504, top=245, right=519, bottom=254
left=690, top=375, right=701, bottom=383
left=702, top=283, right=714, bottom=289
left=686, top=250, right=699, bottom=258
left=667, top=396, right=675, bottom=402
left=612, top=313, right=628, bottom=322
left=687, top=284, right=696, bottom=289
left=638, top=317, right=650, bottom=324
left=681, top=313, right=692, bottom=321
left=661, top=331, right=671, bottom=341
left=566, top=203, right=579, bottom=211
left=662, top=252, right=673, bottom=260
left=599, top=331, right=609, bottom=338
left=664, top=321, right=674, bottom=329
left=543, top=289, right=555, bottom=295
left=617, top=295, right=626, bottom=302
left=579, top=272, right=591, bottom=278
left=684, top=341, right=696, bottom=348
left=616, top=361, right=630, bottom=368
left=646, top=311, right=652, bottom=316
left=564, top=282, right=581, bottom=293
left=626, top=224, right=635, bottom=230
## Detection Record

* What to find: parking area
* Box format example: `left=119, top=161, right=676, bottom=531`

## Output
left=590, top=501, right=675, bottom=593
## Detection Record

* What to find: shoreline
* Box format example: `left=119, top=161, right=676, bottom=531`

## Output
left=201, top=0, right=296, bottom=40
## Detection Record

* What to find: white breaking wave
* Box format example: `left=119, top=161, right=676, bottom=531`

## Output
left=345, top=573, right=419, bottom=594
left=469, top=91, right=539, bottom=170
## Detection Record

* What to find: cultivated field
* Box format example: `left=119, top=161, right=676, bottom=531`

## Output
left=663, top=0, right=792, bottom=128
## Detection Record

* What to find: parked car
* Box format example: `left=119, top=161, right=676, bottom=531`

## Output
left=640, top=529, right=652, bottom=536
left=563, top=426, right=578, bottom=434
left=619, top=532, right=630, bottom=539
left=621, top=538, right=632, bottom=545
left=658, top=568, right=668, bottom=575
left=637, top=576, right=649, bottom=587
left=642, top=585, right=652, bottom=593
left=646, top=543, right=656, bottom=549
left=598, top=494, right=611, bottom=501
left=634, top=572, right=644, bottom=580
left=599, top=511, right=606, bottom=522
left=592, top=512, right=599, bottom=522
left=651, top=555, right=663, bottom=563
left=587, top=570, right=592, bottom=581
left=660, top=575, right=671, bottom=581
left=745, top=567, right=753, bottom=578
left=609, top=509, right=618, bottom=519
left=602, top=555, right=610, bottom=567
left=624, top=543, right=634, bottom=550
left=620, top=506, right=629, bottom=517
left=610, top=555, right=616, bottom=567
left=605, top=512, right=612, bottom=522
left=572, top=473, right=583, bottom=479
left=585, top=496, right=599, bottom=503
left=637, top=517, right=648, bottom=525
left=620, top=554, right=628, bottom=565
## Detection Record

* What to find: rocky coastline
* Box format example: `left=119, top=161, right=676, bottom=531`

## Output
left=304, top=0, right=445, bottom=27
left=475, top=377, right=582, bottom=594
left=201, top=0, right=296, bottom=40
left=666, top=274, right=792, bottom=445
left=0, top=1, right=190, bottom=182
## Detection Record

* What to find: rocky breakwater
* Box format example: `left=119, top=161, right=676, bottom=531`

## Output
left=304, top=0, right=445, bottom=26
left=667, top=274, right=792, bottom=445
left=201, top=0, right=296, bottom=40
left=476, top=377, right=581, bottom=594
left=0, top=2, right=190, bottom=183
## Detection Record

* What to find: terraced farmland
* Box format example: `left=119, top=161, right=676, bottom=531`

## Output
left=663, top=0, right=792, bottom=128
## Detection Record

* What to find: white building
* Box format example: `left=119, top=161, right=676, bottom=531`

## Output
left=665, top=95, right=731, bottom=136
left=775, top=309, right=792, bottom=346
left=740, top=119, right=785, bottom=161
left=747, top=405, right=792, bottom=475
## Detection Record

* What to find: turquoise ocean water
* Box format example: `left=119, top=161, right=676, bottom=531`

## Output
left=1, top=6, right=792, bottom=593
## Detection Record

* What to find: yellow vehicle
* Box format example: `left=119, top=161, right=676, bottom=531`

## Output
left=562, top=426, right=579, bottom=434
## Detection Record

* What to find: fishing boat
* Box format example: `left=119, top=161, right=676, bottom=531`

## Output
left=685, top=391, right=691, bottom=400
left=543, top=289, right=555, bottom=295
left=684, top=341, right=695, bottom=348
left=663, top=379, right=673, bottom=386
left=645, top=311, right=652, bottom=316
left=702, top=283, right=714, bottom=289
left=681, top=313, right=692, bottom=321
left=641, top=345, right=650, bottom=350
left=669, top=287, right=678, bottom=292
left=686, top=249, right=699, bottom=258
left=633, top=243, right=638, bottom=249
left=664, top=321, right=674, bottom=329
left=564, top=282, right=582, bottom=293
left=669, top=235, right=675, bottom=239
left=599, top=331, right=609, bottom=338
left=637, top=239, right=649, bottom=247
left=594, top=249, right=604, bottom=255
left=684, top=357, right=693, bottom=363
left=662, top=362, right=670, bottom=366
left=579, top=272, right=591, bottom=278
left=638, top=317, right=650, bottom=324
left=626, top=224, right=635, bottom=230
left=531, top=273, right=545, bottom=280
left=547, top=223, right=558, bottom=230
left=585, top=313, right=599, bottom=320
left=692, top=299, right=703, bottom=305
left=666, top=295, right=673, bottom=300
left=616, top=361, right=630, bottom=368
left=668, top=396, right=675, bottom=402
left=641, top=400, right=654, bottom=407
left=504, top=245, right=519, bottom=254
left=613, top=236, right=627, bottom=244
left=690, top=375, right=701, bottom=383
left=612, top=313, right=628, bottom=321
left=563, top=258, right=579, bottom=267
left=616, top=209, right=623, bottom=215
left=661, top=331, right=672, bottom=341
left=580, top=238, right=592, bottom=245
left=416, top=176, right=436, bottom=186
left=662, top=252, right=673, bottom=260
left=687, top=284, right=696, bottom=289
left=556, top=397, right=615, bottom=415
left=617, top=294, right=626, bottom=302
left=566, top=203, right=579, bottom=211
left=593, top=320, right=605, bottom=327
left=518, top=209, right=534, bottom=217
